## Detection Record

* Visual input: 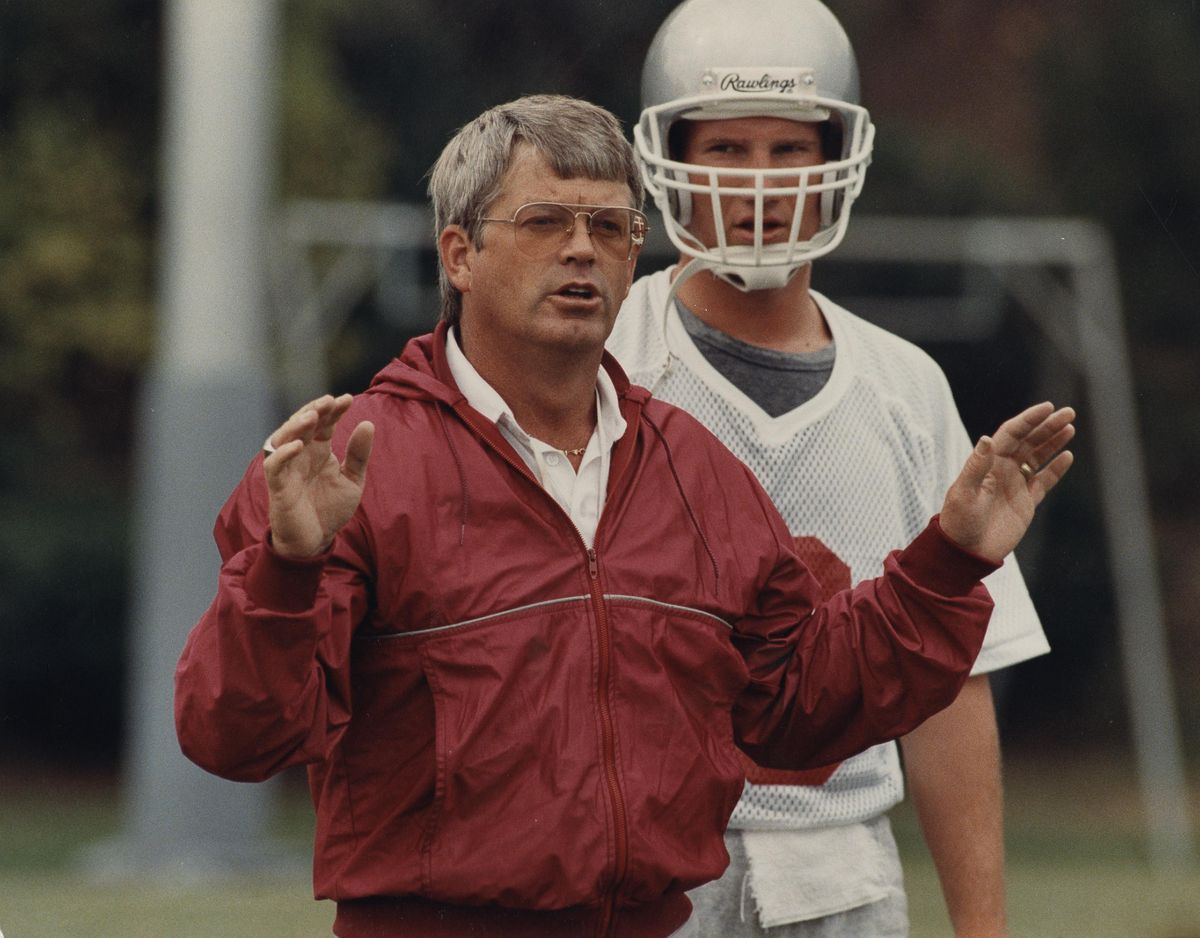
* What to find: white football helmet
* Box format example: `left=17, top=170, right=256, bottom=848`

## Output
left=635, top=0, right=875, bottom=290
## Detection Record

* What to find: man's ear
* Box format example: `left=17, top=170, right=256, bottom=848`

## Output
left=439, top=225, right=474, bottom=293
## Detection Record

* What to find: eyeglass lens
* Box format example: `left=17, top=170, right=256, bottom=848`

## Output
left=513, top=203, right=639, bottom=257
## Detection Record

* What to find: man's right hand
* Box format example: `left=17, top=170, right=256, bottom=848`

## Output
left=263, top=394, right=375, bottom=559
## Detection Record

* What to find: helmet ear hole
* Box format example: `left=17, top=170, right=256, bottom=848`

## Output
left=665, top=119, right=694, bottom=227
left=819, top=117, right=845, bottom=227
left=670, top=173, right=693, bottom=227
left=819, top=119, right=845, bottom=161
left=819, top=174, right=837, bottom=227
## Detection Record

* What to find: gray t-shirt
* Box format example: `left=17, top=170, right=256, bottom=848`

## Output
left=676, top=301, right=835, bottom=417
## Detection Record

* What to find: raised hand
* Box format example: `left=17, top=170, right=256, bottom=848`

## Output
left=939, top=402, right=1075, bottom=563
left=262, top=394, right=375, bottom=559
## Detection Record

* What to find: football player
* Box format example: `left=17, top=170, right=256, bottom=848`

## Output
left=609, top=1, right=1050, bottom=934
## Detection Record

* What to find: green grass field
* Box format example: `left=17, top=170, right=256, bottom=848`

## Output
left=1, top=754, right=1197, bottom=938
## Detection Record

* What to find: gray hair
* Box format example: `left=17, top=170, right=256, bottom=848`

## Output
left=428, top=94, right=644, bottom=325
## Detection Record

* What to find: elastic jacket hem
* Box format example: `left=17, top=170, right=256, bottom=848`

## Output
left=333, top=892, right=691, bottom=938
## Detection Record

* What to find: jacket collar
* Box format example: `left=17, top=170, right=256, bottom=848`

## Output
left=365, top=320, right=650, bottom=491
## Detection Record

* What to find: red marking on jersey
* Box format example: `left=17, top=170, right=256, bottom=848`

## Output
left=742, top=535, right=851, bottom=788
left=791, top=535, right=852, bottom=600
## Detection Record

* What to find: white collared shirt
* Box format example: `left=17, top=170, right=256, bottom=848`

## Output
left=445, top=328, right=626, bottom=548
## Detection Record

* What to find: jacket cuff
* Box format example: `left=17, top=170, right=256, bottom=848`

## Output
left=244, top=535, right=326, bottom=613
left=897, top=515, right=1001, bottom=596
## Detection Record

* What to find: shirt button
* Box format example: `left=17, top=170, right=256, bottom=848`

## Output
left=545, top=452, right=561, bottom=466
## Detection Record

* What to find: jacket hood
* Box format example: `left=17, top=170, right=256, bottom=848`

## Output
left=363, top=322, right=467, bottom=408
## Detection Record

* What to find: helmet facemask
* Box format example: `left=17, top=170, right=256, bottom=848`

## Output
left=635, top=91, right=873, bottom=291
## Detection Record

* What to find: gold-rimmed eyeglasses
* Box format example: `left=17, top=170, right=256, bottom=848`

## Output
left=479, top=202, right=649, bottom=260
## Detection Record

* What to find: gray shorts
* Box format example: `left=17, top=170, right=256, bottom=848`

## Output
left=685, top=816, right=908, bottom=938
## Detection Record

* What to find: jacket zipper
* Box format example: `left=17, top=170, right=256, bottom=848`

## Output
left=452, top=406, right=631, bottom=932
left=587, top=546, right=628, bottom=938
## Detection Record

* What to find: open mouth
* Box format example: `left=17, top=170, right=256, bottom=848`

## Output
left=731, top=219, right=788, bottom=243
left=557, top=283, right=598, bottom=301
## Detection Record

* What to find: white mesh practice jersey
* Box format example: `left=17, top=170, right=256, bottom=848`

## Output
left=608, top=268, right=1050, bottom=829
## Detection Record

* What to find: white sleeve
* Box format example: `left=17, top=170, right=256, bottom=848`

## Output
left=930, top=370, right=1051, bottom=674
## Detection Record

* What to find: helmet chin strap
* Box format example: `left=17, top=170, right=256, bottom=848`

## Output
left=665, top=256, right=807, bottom=313
left=663, top=257, right=710, bottom=313
left=707, top=261, right=808, bottom=292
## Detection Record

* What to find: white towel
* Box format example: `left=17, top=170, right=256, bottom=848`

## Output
left=741, top=823, right=892, bottom=927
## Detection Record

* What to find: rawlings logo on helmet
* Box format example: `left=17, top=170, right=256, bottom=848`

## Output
left=706, top=68, right=815, bottom=96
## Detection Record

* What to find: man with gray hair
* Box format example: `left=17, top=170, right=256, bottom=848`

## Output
left=175, top=94, right=1073, bottom=938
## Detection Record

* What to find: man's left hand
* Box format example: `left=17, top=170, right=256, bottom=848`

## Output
left=939, top=401, right=1075, bottom=563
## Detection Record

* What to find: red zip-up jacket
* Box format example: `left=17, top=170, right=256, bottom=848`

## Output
left=175, top=324, right=996, bottom=938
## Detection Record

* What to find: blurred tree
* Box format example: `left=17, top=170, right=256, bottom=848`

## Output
left=0, top=0, right=160, bottom=762
left=280, top=0, right=397, bottom=199
left=0, top=1, right=159, bottom=454
left=318, top=0, right=680, bottom=201
left=0, top=0, right=404, bottom=763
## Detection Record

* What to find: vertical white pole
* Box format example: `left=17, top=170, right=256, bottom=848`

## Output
left=967, top=217, right=1195, bottom=871
left=1068, top=227, right=1197, bottom=872
left=88, top=0, right=286, bottom=874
